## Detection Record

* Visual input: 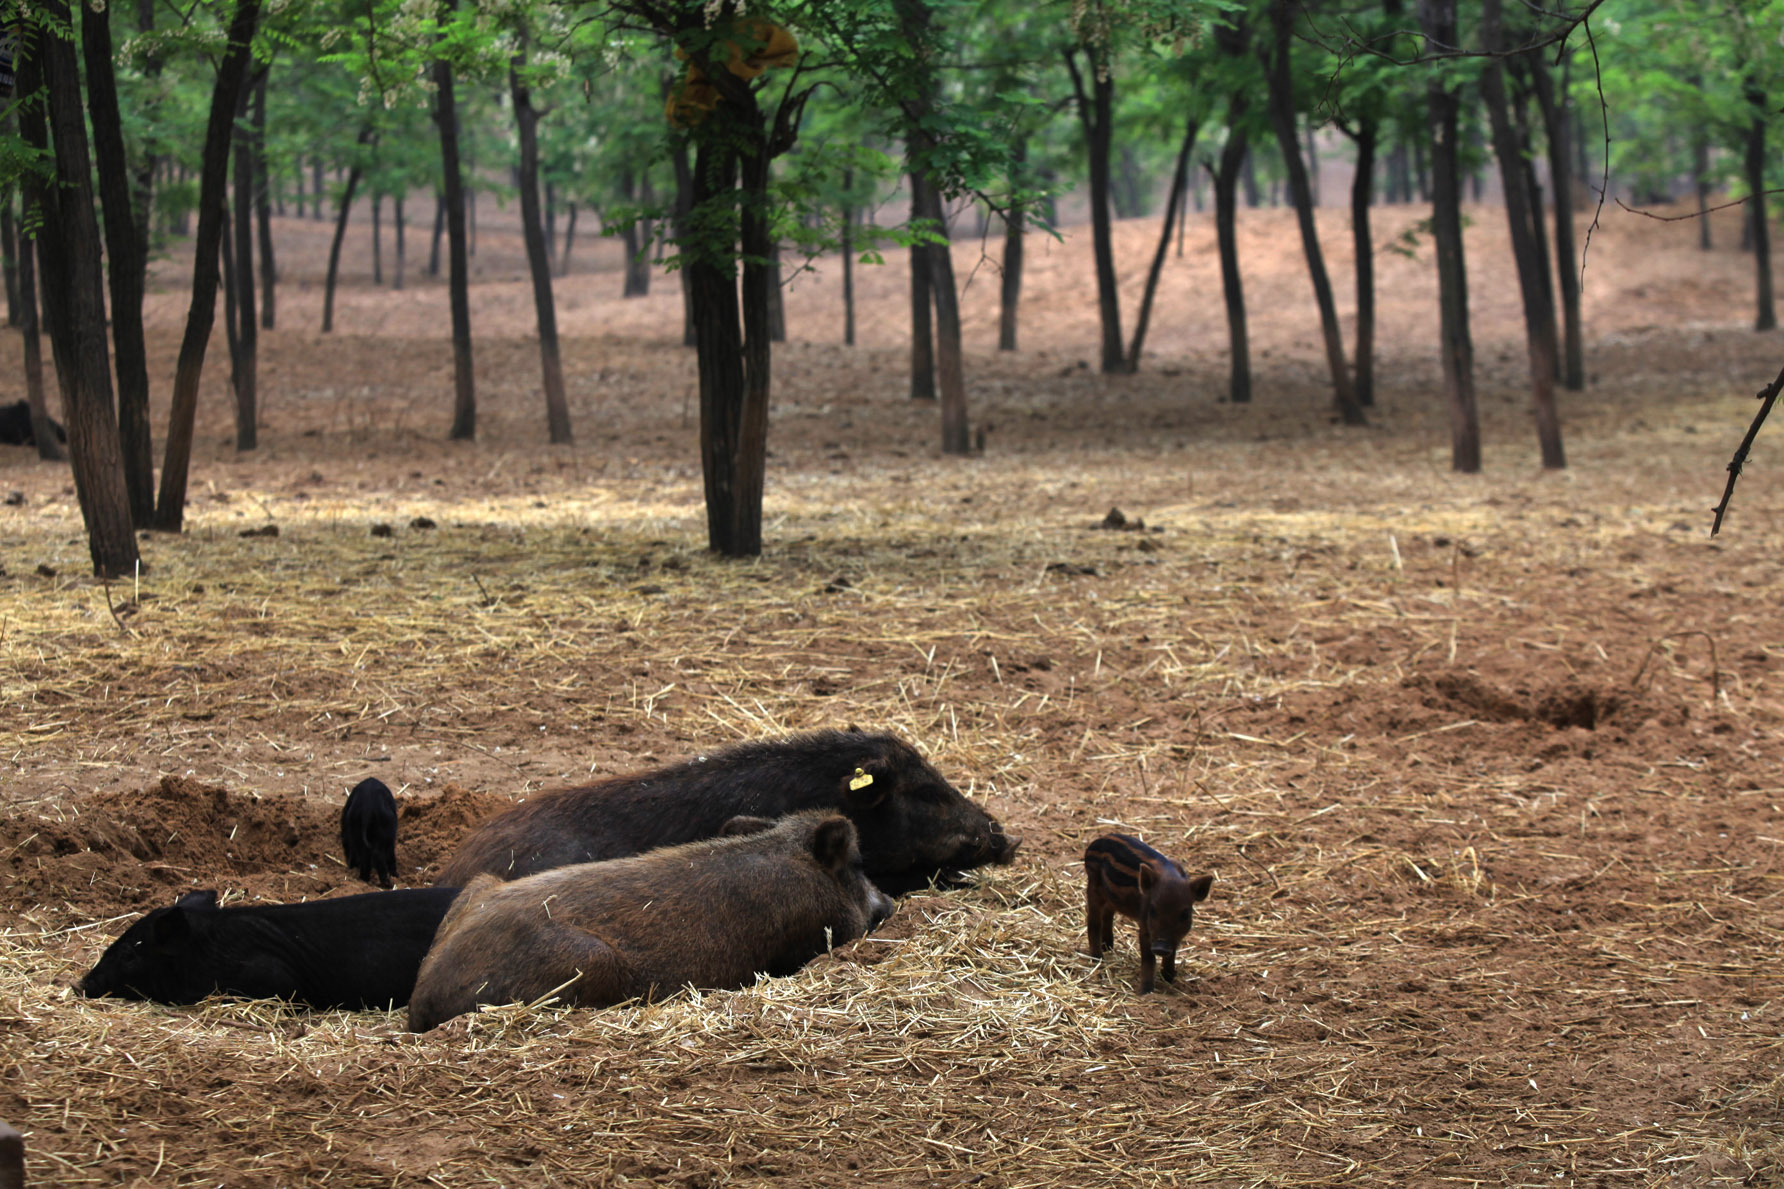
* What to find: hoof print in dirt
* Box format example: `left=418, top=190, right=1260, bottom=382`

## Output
left=1046, top=562, right=1100, bottom=577
left=821, top=575, right=853, bottom=595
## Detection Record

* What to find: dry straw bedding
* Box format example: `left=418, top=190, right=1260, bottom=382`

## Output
left=3, top=235, right=1784, bottom=1180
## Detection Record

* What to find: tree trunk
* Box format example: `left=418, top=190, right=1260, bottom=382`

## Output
left=16, top=197, right=59, bottom=461
left=429, top=190, right=444, bottom=277
left=916, top=175, right=970, bottom=454
left=842, top=171, right=857, bottom=347
left=434, top=32, right=476, bottom=439
left=253, top=70, right=275, bottom=331
left=1349, top=118, right=1378, bottom=407
left=321, top=128, right=371, bottom=335
left=371, top=193, right=383, bottom=286
left=766, top=239, right=785, bottom=342
left=1065, top=46, right=1125, bottom=374
left=1528, top=50, right=1583, bottom=390
left=510, top=51, right=572, bottom=444
left=1127, top=115, right=1198, bottom=372
left=393, top=193, right=406, bottom=291
left=81, top=0, right=156, bottom=523
left=232, top=74, right=259, bottom=451
left=1241, top=146, right=1261, bottom=208
left=0, top=190, right=15, bottom=329
left=19, top=19, right=140, bottom=576
left=1265, top=0, right=1362, bottom=424
left=543, top=180, right=557, bottom=274
left=1481, top=0, right=1564, bottom=468
left=312, top=156, right=325, bottom=221
left=1746, top=82, right=1774, bottom=332
left=621, top=169, right=650, bottom=296
left=998, top=143, right=1024, bottom=352
left=1305, top=120, right=1320, bottom=206
left=1508, top=71, right=1559, bottom=382
left=560, top=203, right=577, bottom=276
left=670, top=134, right=696, bottom=346
left=154, top=0, right=261, bottom=533
left=1693, top=130, right=1712, bottom=251
left=1213, top=113, right=1252, bottom=405
left=1420, top=0, right=1479, bottom=472
left=907, top=169, right=936, bottom=400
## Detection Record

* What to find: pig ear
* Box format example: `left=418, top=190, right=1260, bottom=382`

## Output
left=718, top=815, right=775, bottom=837
left=1189, top=874, right=1214, bottom=902
left=808, top=815, right=857, bottom=873
left=174, top=890, right=219, bottom=912
left=1138, top=865, right=1156, bottom=893
left=843, top=764, right=889, bottom=808
left=149, top=908, right=194, bottom=946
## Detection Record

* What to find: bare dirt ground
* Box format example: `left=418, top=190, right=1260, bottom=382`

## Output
left=1, top=192, right=1782, bottom=1187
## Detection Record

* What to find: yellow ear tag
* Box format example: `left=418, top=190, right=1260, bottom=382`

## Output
left=849, top=768, right=874, bottom=792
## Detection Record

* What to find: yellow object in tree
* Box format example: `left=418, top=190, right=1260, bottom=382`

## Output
left=664, top=19, right=798, bottom=128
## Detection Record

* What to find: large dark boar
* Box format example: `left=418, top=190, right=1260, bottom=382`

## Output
left=409, top=810, right=895, bottom=1032
left=78, top=887, right=461, bottom=1010
left=434, top=729, right=1019, bottom=894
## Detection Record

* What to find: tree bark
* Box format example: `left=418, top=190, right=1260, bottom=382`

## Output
left=81, top=0, right=156, bottom=522
left=313, top=156, right=326, bottom=221
left=621, top=169, right=650, bottom=296
left=1526, top=51, right=1581, bottom=390
left=1127, top=115, right=1198, bottom=372
left=19, top=19, right=140, bottom=576
left=253, top=70, right=275, bottom=331
left=1065, top=46, right=1125, bottom=374
left=1746, top=81, right=1774, bottom=332
left=434, top=30, right=476, bottom=439
left=1348, top=118, right=1378, bottom=407
left=1213, top=112, right=1252, bottom=405
left=232, top=72, right=260, bottom=451
left=1265, top=0, right=1362, bottom=424
left=429, top=190, right=444, bottom=277
left=511, top=51, right=572, bottom=444
left=393, top=194, right=406, bottom=291
left=154, top=0, right=262, bottom=532
left=321, top=127, right=371, bottom=335
left=916, top=175, right=971, bottom=454
left=16, top=197, right=59, bottom=461
left=842, top=171, right=858, bottom=347
left=371, top=193, right=383, bottom=286
left=1420, top=0, right=1479, bottom=472
left=766, top=239, right=785, bottom=342
left=997, top=142, right=1024, bottom=352
left=2, top=182, right=17, bottom=327
left=1481, top=0, right=1564, bottom=468
left=1693, top=129, right=1712, bottom=251
left=907, top=169, right=936, bottom=399
left=670, top=134, right=696, bottom=346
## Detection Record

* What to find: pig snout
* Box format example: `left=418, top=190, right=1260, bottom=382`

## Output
left=866, top=886, right=896, bottom=932
left=988, top=829, right=1022, bottom=862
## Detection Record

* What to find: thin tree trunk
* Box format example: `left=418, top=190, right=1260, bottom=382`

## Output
left=917, top=175, right=970, bottom=454
left=766, top=238, right=785, bottom=342
left=1508, top=70, right=1559, bottom=382
left=841, top=169, right=857, bottom=347
left=1528, top=50, right=1582, bottom=390
left=393, top=194, right=406, bottom=290
left=908, top=169, right=936, bottom=400
left=321, top=128, right=371, bottom=334
left=1746, top=82, right=1774, bottom=332
left=81, top=0, right=156, bottom=522
left=16, top=198, right=59, bottom=461
left=544, top=180, right=557, bottom=274
left=1420, top=0, right=1478, bottom=472
left=1482, top=0, right=1564, bottom=467
left=434, top=27, right=476, bottom=439
left=560, top=202, right=577, bottom=276
left=372, top=193, right=383, bottom=286
left=998, top=143, right=1024, bottom=352
left=1213, top=113, right=1251, bottom=405
left=429, top=190, right=444, bottom=277
left=1305, top=120, right=1320, bottom=206
left=1349, top=118, right=1378, bottom=407
left=1127, top=115, right=1198, bottom=372
left=510, top=51, right=571, bottom=444
left=1065, top=46, right=1125, bottom=374
left=1265, top=0, right=1362, bottom=424
left=19, top=18, right=139, bottom=576
left=312, top=156, right=325, bottom=221
left=1241, top=146, right=1261, bottom=208
left=232, top=73, right=259, bottom=451
left=671, top=133, right=696, bottom=346
left=2, top=185, right=18, bottom=327
left=1693, top=130, right=1712, bottom=251
left=154, top=0, right=262, bottom=533
left=253, top=70, right=275, bottom=331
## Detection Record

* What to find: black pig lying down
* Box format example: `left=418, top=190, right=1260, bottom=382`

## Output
left=341, top=777, right=398, bottom=888
left=78, top=887, right=462, bottom=1010
left=409, top=810, right=895, bottom=1032
left=434, top=728, right=1021, bottom=895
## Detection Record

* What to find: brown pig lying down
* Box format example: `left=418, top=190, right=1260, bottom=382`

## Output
left=407, top=811, right=895, bottom=1032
